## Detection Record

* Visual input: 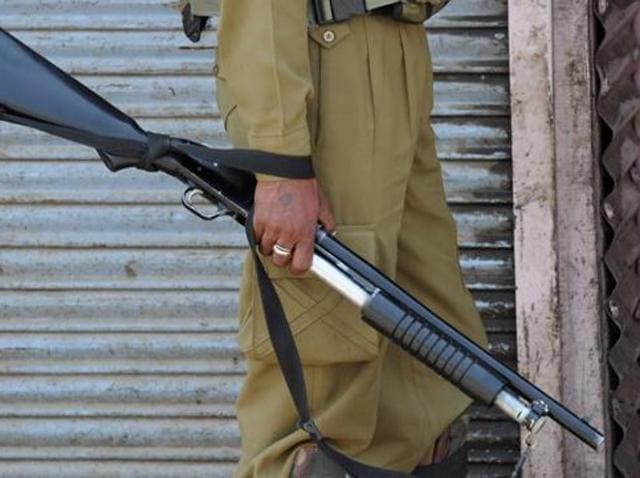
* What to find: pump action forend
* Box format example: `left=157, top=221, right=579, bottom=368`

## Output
left=0, top=27, right=604, bottom=454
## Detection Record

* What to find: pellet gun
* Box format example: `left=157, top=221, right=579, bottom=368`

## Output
left=0, top=27, right=604, bottom=458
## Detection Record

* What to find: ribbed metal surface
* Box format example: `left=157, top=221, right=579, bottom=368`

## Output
left=596, top=1, right=640, bottom=476
left=0, top=1, right=515, bottom=476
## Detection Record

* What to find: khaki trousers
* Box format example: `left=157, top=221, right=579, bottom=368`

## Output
left=216, top=15, right=487, bottom=478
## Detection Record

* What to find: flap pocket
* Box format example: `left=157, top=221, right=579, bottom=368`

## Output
left=308, top=23, right=352, bottom=49
left=237, top=225, right=381, bottom=365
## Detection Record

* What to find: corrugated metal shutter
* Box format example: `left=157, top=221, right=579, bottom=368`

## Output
left=0, top=1, right=515, bottom=476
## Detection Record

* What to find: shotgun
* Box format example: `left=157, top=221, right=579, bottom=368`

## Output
left=0, top=28, right=604, bottom=459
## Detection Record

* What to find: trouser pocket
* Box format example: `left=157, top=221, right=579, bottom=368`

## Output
left=237, top=225, right=381, bottom=365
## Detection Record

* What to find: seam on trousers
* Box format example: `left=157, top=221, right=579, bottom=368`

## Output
left=398, top=26, right=416, bottom=138
left=363, top=19, right=377, bottom=148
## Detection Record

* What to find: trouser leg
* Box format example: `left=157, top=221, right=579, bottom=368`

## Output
left=392, top=121, right=487, bottom=449
left=393, top=93, right=487, bottom=474
left=349, top=15, right=487, bottom=471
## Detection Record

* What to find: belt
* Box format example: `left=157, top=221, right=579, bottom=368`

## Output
left=309, top=0, right=444, bottom=25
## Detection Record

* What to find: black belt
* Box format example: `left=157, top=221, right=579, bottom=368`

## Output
left=310, top=0, right=432, bottom=25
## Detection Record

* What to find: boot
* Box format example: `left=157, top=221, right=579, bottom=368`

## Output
left=412, top=414, right=469, bottom=477
left=290, top=444, right=349, bottom=478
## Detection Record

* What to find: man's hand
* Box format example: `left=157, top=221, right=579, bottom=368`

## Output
left=253, top=179, right=336, bottom=275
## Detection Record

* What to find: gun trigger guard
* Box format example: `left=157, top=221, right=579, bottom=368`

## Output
left=182, top=187, right=229, bottom=221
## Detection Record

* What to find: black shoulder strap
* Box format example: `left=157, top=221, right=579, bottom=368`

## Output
left=244, top=210, right=414, bottom=478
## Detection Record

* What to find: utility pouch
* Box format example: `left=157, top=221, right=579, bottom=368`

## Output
left=392, top=1, right=430, bottom=23
left=309, top=0, right=451, bottom=25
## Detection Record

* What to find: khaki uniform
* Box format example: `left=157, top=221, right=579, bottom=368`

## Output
left=214, top=1, right=488, bottom=476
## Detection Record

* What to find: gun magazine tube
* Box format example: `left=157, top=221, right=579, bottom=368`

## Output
left=312, top=253, right=513, bottom=410
left=363, top=291, right=505, bottom=405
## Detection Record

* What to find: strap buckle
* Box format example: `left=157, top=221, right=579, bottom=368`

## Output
left=299, top=418, right=324, bottom=442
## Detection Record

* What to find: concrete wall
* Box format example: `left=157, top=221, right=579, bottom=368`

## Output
left=509, top=0, right=607, bottom=476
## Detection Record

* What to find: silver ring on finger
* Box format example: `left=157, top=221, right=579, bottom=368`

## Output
left=272, top=243, right=293, bottom=258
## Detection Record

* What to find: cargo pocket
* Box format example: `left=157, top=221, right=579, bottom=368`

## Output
left=237, top=225, right=381, bottom=365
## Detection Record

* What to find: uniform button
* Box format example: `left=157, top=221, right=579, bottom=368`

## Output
left=213, top=64, right=219, bottom=76
left=322, top=29, right=336, bottom=43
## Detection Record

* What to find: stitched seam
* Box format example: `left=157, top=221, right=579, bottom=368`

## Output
left=266, top=0, right=286, bottom=135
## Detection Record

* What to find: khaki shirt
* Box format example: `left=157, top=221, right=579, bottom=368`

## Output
left=187, top=0, right=449, bottom=157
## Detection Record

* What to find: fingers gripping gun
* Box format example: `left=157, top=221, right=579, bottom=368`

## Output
left=0, top=28, right=604, bottom=459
